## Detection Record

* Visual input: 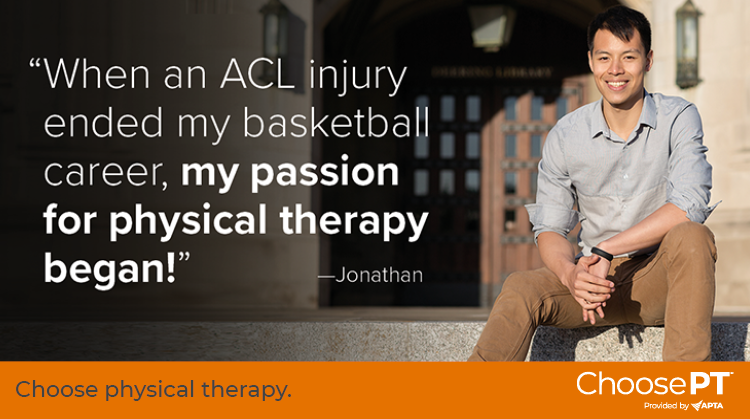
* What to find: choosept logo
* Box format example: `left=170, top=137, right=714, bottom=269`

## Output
left=690, top=400, right=724, bottom=411
left=577, top=371, right=731, bottom=411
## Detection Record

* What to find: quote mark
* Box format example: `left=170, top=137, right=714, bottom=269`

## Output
left=167, top=252, right=191, bottom=283
left=29, top=58, right=42, bottom=67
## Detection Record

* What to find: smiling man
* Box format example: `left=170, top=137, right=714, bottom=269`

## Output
left=469, top=6, right=718, bottom=362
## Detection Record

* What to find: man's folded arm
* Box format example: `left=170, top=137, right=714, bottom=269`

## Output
left=527, top=126, right=613, bottom=320
left=595, top=203, right=687, bottom=256
left=525, top=126, right=581, bottom=280
left=664, top=104, right=717, bottom=223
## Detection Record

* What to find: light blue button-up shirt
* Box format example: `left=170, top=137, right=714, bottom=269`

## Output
left=525, top=91, right=717, bottom=258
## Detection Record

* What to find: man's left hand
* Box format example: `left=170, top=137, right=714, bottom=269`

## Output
left=588, top=254, right=611, bottom=281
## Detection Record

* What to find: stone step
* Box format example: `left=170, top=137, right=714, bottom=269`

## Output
left=2, top=322, right=749, bottom=361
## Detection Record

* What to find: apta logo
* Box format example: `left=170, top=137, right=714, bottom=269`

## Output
left=691, top=400, right=724, bottom=411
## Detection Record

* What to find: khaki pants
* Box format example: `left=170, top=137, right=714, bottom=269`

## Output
left=469, top=222, right=717, bottom=362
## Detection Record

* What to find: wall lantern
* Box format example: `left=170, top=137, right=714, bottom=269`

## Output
left=467, top=3, right=516, bottom=52
left=676, top=0, right=701, bottom=89
left=259, top=0, right=289, bottom=83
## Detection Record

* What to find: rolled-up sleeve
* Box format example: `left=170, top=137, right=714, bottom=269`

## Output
left=666, top=104, right=718, bottom=223
left=525, top=126, right=582, bottom=242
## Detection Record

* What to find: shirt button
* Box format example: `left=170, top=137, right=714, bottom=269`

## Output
left=624, top=174, right=629, bottom=179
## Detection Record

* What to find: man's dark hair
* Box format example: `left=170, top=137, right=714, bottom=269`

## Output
left=587, top=5, right=651, bottom=53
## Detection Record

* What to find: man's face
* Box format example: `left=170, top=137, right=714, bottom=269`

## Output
left=588, top=28, right=653, bottom=111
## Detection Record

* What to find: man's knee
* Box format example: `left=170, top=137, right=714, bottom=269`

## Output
left=665, top=220, right=712, bottom=240
left=500, top=272, right=530, bottom=296
left=494, top=271, right=545, bottom=309
left=662, top=221, right=717, bottom=261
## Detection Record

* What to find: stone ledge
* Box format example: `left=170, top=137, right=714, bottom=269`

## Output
left=1, top=322, right=748, bottom=361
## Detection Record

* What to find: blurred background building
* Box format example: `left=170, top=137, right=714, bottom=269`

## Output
left=2, top=0, right=748, bottom=318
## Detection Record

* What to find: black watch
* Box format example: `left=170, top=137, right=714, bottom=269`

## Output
left=591, top=247, right=614, bottom=261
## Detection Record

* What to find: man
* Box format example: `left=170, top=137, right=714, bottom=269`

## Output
left=469, top=5, right=718, bottom=362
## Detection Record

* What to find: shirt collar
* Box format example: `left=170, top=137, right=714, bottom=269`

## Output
left=590, top=97, right=608, bottom=139
left=640, top=91, right=657, bottom=130
left=590, top=90, right=657, bottom=139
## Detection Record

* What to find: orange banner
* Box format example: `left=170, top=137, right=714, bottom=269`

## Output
left=1, top=362, right=745, bottom=418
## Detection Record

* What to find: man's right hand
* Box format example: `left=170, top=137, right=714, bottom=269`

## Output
left=562, top=255, right=615, bottom=325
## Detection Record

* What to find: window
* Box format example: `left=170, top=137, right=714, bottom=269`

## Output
left=556, top=96, right=568, bottom=120
left=466, top=132, right=480, bottom=159
left=440, top=169, right=455, bottom=195
left=441, top=208, right=454, bottom=232
left=531, top=134, right=542, bottom=158
left=466, top=209, right=479, bottom=231
left=504, top=209, right=516, bottom=232
left=465, top=170, right=480, bottom=194
left=530, top=171, right=538, bottom=195
left=505, top=172, right=517, bottom=195
left=440, top=95, right=455, bottom=122
left=466, top=95, right=481, bottom=122
left=531, top=96, right=543, bottom=120
left=440, top=133, right=455, bottom=159
left=416, top=95, right=429, bottom=121
left=414, top=170, right=429, bottom=196
left=414, top=135, right=429, bottom=158
left=505, top=134, right=517, bottom=158
left=505, top=96, right=517, bottom=121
